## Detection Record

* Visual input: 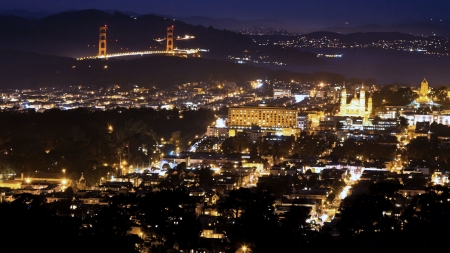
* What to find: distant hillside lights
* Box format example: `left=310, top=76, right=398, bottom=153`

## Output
left=317, top=54, right=343, bottom=58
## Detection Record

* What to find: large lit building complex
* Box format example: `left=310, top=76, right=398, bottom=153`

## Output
left=227, top=104, right=299, bottom=136
left=228, top=105, right=298, bottom=128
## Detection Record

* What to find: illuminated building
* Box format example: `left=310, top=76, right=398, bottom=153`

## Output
left=228, top=105, right=297, bottom=128
left=228, top=104, right=299, bottom=136
left=294, top=93, right=309, bottom=103
left=249, top=80, right=263, bottom=89
left=420, top=78, right=429, bottom=97
left=0, top=172, right=72, bottom=193
left=415, top=78, right=430, bottom=103
left=401, top=112, right=450, bottom=126
left=0, top=180, right=22, bottom=189
left=297, top=113, right=309, bottom=130
left=376, top=106, right=413, bottom=119
left=273, top=88, right=291, bottom=99
left=206, top=118, right=228, bottom=141
left=338, top=84, right=372, bottom=124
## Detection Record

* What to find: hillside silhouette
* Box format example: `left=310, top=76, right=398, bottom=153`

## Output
left=0, top=9, right=322, bottom=65
left=0, top=50, right=343, bottom=89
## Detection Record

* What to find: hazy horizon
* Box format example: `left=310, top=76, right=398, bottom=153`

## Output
left=1, top=0, right=450, bottom=31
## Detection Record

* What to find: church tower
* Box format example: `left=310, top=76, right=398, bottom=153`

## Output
left=420, top=78, right=429, bottom=96
left=341, top=88, right=347, bottom=106
left=359, top=84, right=366, bottom=120
left=368, top=95, right=373, bottom=117
left=360, top=83, right=365, bottom=108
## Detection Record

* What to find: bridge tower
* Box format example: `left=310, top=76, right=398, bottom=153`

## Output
left=166, top=26, right=174, bottom=52
left=98, top=26, right=107, bottom=57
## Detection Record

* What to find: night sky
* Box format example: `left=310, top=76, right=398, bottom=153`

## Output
left=1, top=0, right=449, bottom=29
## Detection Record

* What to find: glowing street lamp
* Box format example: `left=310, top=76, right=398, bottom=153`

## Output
left=108, top=124, right=113, bottom=133
left=61, top=179, right=68, bottom=191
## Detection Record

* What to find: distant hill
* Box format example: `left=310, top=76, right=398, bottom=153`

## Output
left=319, top=22, right=450, bottom=37
left=0, top=50, right=76, bottom=88
left=0, top=9, right=322, bottom=65
left=178, top=16, right=288, bottom=31
left=0, top=9, right=53, bottom=19
left=0, top=50, right=343, bottom=89
left=304, top=31, right=418, bottom=44
left=251, top=31, right=420, bottom=48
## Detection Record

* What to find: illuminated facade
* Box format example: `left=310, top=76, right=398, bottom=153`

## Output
left=338, top=85, right=372, bottom=124
left=206, top=118, right=228, bottom=141
left=228, top=105, right=298, bottom=129
left=273, top=88, right=291, bottom=98
left=416, top=78, right=430, bottom=103
left=402, top=113, right=450, bottom=126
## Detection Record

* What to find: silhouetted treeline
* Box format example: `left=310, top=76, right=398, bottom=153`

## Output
left=334, top=185, right=450, bottom=253
left=0, top=108, right=214, bottom=184
left=3, top=185, right=450, bottom=252
left=372, top=86, right=418, bottom=107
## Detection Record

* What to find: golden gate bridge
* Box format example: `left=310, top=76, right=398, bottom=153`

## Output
left=77, top=25, right=202, bottom=60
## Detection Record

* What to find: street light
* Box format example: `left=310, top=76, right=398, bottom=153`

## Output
left=61, top=179, right=67, bottom=192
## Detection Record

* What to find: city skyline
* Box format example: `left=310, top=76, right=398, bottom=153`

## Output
left=1, top=1, right=450, bottom=252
